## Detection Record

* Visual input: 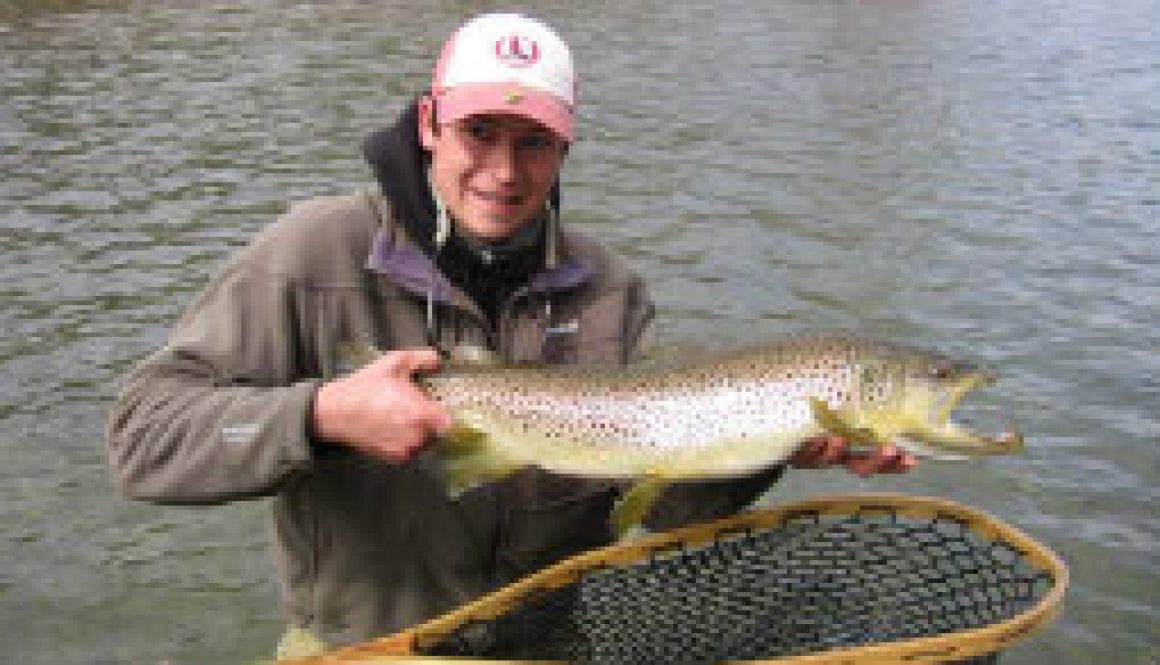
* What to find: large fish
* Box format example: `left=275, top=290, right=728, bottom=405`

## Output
left=350, top=333, right=1022, bottom=534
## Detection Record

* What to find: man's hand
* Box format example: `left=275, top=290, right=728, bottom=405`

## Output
left=790, top=436, right=917, bottom=476
left=311, top=348, right=452, bottom=463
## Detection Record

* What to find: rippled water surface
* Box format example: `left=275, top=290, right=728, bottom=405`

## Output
left=2, top=1, right=1157, bottom=663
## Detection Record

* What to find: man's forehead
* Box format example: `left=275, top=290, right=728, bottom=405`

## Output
left=458, top=112, right=555, bottom=134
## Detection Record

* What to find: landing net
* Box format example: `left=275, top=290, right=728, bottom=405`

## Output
left=299, top=494, right=1067, bottom=664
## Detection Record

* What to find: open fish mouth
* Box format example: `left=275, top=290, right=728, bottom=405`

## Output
left=901, top=372, right=1024, bottom=459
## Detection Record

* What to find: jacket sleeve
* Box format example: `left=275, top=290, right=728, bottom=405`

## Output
left=104, top=258, right=319, bottom=505
left=621, top=274, right=656, bottom=365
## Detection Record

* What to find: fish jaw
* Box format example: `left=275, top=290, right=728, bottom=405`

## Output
left=905, top=420, right=1024, bottom=457
left=892, top=371, right=1024, bottom=457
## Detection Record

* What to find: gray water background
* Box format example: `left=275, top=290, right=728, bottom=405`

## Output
left=1, top=0, right=1157, bottom=662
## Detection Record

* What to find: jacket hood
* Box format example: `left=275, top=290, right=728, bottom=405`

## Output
left=363, top=97, right=440, bottom=256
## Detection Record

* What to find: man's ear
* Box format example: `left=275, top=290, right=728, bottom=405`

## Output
left=417, top=96, right=437, bottom=150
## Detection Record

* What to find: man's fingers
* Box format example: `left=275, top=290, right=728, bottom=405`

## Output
left=791, top=436, right=849, bottom=468
left=791, top=439, right=822, bottom=466
left=424, top=405, right=453, bottom=436
left=873, top=443, right=917, bottom=473
left=819, top=437, right=847, bottom=464
left=844, top=443, right=916, bottom=476
left=794, top=436, right=919, bottom=475
left=844, top=452, right=883, bottom=477
left=377, top=421, right=444, bottom=464
left=883, top=450, right=918, bottom=473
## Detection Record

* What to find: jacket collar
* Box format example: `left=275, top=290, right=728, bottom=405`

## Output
left=366, top=223, right=595, bottom=304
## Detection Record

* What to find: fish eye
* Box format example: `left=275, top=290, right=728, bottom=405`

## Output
left=928, top=362, right=954, bottom=380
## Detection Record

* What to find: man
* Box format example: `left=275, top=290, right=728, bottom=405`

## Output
left=105, top=13, right=913, bottom=658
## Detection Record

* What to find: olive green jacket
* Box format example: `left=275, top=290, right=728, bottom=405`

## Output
left=105, top=189, right=776, bottom=648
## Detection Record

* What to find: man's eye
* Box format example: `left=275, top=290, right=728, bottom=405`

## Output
left=520, top=134, right=555, bottom=150
left=463, top=122, right=493, bottom=141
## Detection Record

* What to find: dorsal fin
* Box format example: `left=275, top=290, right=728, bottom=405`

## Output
left=445, top=344, right=502, bottom=367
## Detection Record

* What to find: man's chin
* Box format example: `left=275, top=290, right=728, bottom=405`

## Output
left=460, top=213, right=532, bottom=242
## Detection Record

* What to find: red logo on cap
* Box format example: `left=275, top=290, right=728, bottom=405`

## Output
left=495, top=35, right=540, bottom=68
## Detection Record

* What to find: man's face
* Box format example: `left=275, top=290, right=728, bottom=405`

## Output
left=419, top=99, right=567, bottom=242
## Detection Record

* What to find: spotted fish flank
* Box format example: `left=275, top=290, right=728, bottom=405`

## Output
left=404, top=333, right=1023, bottom=535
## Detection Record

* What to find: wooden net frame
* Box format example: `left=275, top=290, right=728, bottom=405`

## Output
left=287, top=493, right=1067, bottom=664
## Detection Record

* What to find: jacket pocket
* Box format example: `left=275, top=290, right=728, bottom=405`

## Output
left=494, top=469, right=617, bottom=580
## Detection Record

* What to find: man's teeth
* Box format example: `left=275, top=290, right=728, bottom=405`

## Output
left=478, top=191, right=522, bottom=205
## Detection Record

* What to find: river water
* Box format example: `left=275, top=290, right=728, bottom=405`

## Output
left=1, top=1, right=1156, bottom=663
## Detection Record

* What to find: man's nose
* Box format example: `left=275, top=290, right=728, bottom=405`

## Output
left=487, top=139, right=520, bottom=182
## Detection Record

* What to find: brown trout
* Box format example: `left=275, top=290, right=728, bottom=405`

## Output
left=350, top=333, right=1022, bottom=534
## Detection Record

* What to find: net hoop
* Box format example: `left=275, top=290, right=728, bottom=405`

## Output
left=289, top=493, right=1068, bottom=664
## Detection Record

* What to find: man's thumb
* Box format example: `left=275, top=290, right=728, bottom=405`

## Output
left=378, top=348, right=442, bottom=379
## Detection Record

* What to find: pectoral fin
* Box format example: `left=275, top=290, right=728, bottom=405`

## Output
left=611, top=476, right=670, bottom=540
left=439, top=423, right=522, bottom=497
left=809, top=398, right=881, bottom=446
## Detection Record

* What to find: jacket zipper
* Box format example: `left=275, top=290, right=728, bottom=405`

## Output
left=497, top=286, right=537, bottom=362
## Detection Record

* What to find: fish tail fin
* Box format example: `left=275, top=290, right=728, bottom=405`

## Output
left=439, top=423, right=523, bottom=497
left=611, top=476, right=671, bottom=539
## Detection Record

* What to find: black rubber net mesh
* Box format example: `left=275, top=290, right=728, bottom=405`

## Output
left=422, top=510, right=1055, bottom=664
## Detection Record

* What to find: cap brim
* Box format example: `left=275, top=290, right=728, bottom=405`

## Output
left=436, top=83, right=573, bottom=142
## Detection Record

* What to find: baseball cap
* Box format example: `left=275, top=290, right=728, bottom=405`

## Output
left=431, top=13, right=576, bottom=142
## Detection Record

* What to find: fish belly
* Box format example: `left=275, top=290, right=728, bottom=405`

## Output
left=459, top=380, right=826, bottom=480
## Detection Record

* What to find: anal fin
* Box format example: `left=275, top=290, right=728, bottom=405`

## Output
left=611, top=476, right=670, bottom=540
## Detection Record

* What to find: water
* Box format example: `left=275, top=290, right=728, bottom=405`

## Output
left=1, top=1, right=1156, bottom=662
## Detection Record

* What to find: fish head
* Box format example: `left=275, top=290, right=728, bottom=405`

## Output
left=853, top=345, right=1023, bottom=458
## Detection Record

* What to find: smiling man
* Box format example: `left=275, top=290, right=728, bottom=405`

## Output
left=105, top=13, right=912, bottom=658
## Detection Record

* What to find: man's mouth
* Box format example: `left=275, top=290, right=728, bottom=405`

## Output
left=472, top=189, right=525, bottom=206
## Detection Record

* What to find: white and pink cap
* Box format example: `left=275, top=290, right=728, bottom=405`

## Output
left=431, top=13, right=576, bottom=142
